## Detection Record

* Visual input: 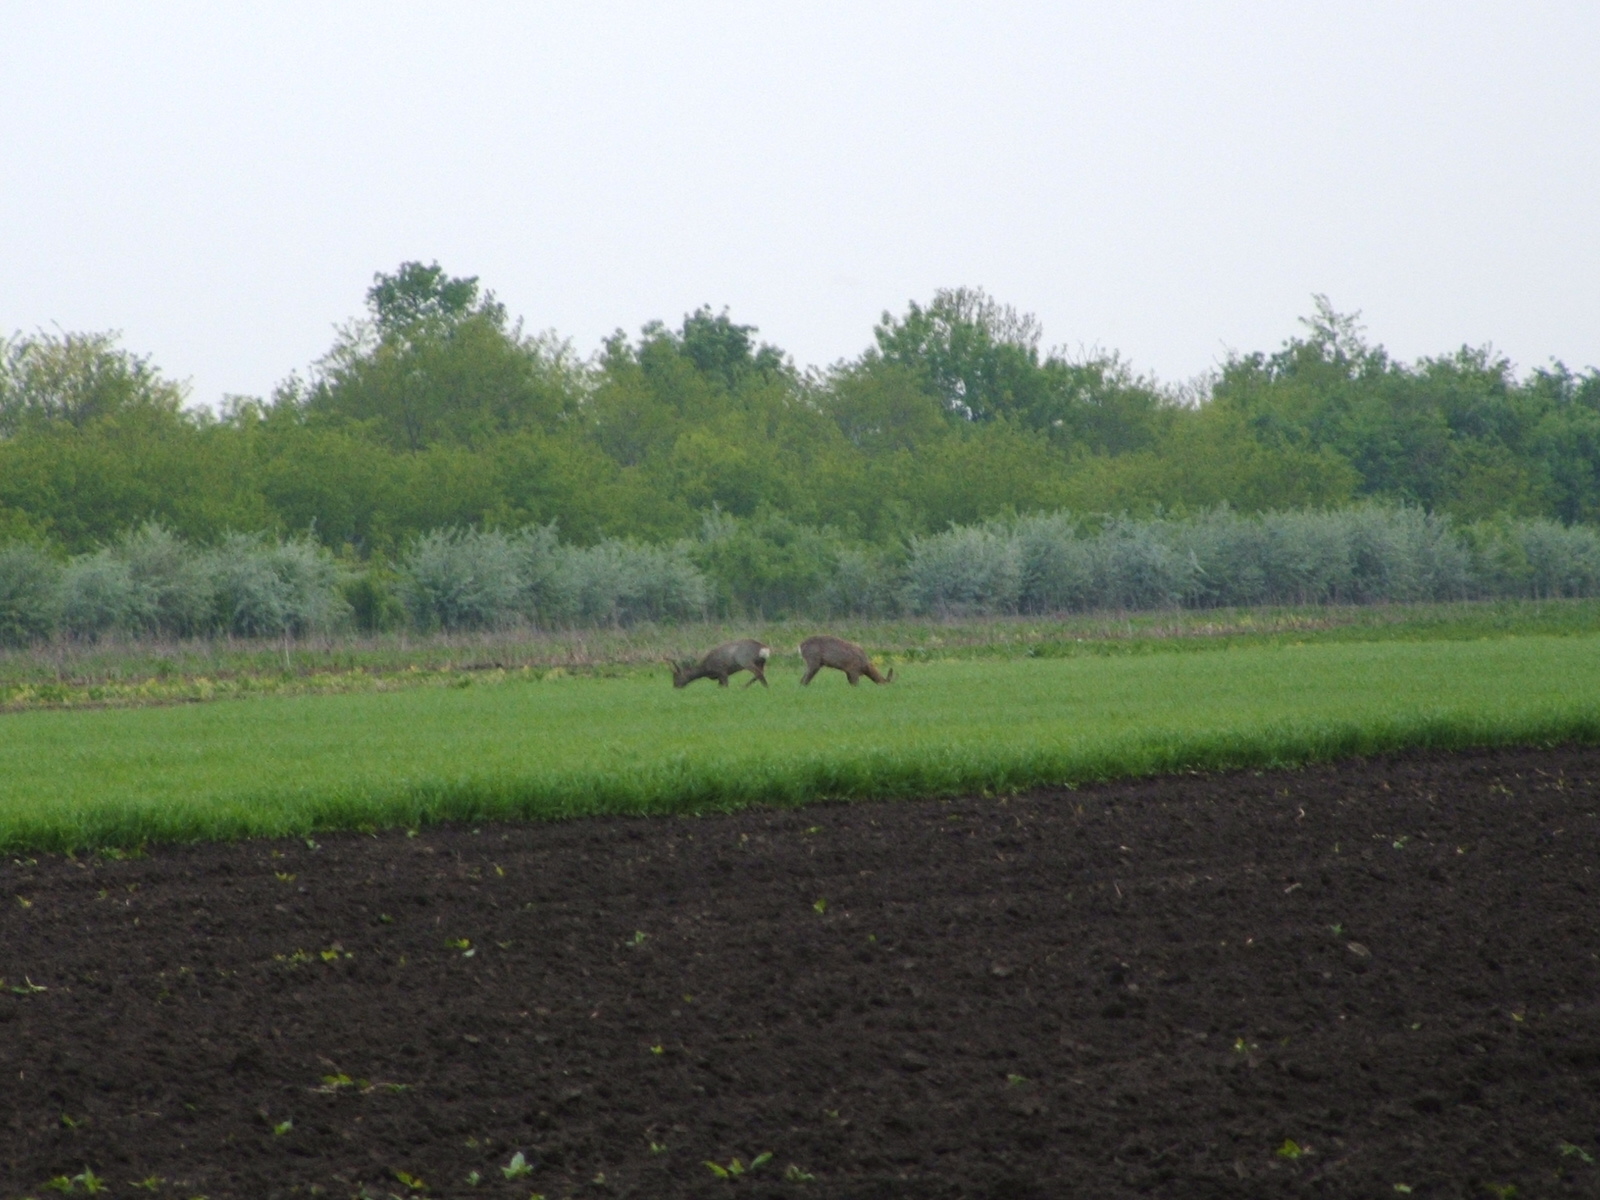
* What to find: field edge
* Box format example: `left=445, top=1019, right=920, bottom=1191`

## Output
left=9, top=705, right=1599, bottom=854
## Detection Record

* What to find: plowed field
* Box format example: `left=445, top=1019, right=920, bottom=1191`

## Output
left=3, top=747, right=1598, bottom=1198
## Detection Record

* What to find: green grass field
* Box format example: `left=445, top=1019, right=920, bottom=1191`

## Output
left=3, top=631, right=1599, bottom=851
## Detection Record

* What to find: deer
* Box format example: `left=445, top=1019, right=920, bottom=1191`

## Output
left=669, top=638, right=773, bottom=688
left=798, top=635, right=895, bottom=686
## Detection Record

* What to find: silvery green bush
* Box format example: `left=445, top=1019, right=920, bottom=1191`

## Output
left=819, top=545, right=900, bottom=618
left=1015, top=512, right=1095, bottom=612
left=398, top=528, right=525, bottom=632
left=11, top=504, right=1600, bottom=643
left=209, top=533, right=349, bottom=637
left=61, top=524, right=214, bottom=639
left=1505, top=518, right=1600, bottom=598
left=551, top=539, right=708, bottom=626
left=1258, top=509, right=1355, bottom=604
left=0, top=543, right=60, bottom=647
left=119, top=523, right=212, bottom=636
left=1465, top=517, right=1600, bottom=599
left=511, top=523, right=573, bottom=626
left=1093, top=517, right=1191, bottom=610
left=903, top=523, right=1023, bottom=616
left=60, top=550, right=137, bottom=638
left=399, top=526, right=707, bottom=629
left=903, top=504, right=1547, bottom=618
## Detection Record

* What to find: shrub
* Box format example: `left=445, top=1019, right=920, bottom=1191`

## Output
left=0, top=543, right=61, bottom=646
left=341, top=564, right=406, bottom=632
left=1512, top=518, right=1600, bottom=598
left=60, top=551, right=138, bottom=638
left=693, top=511, right=840, bottom=619
left=1258, top=509, right=1355, bottom=604
left=511, top=523, right=574, bottom=626
left=551, top=539, right=708, bottom=626
left=119, top=523, right=212, bottom=636
left=903, top=523, right=1023, bottom=616
left=209, top=533, right=349, bottom=637
left=1015, top=512, right=1096, bottom=613
left=397, top=528, right=525, bottom=632
left=819, top=545, right=901, bottom=618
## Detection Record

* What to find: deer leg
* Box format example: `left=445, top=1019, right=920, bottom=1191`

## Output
left=717, top=673, right=730, bottom=687
left=800, top=663, right=820, bottom=685
left=744, top=664, right=768, bottom=688
left=846, top=668, right=861, bottom=685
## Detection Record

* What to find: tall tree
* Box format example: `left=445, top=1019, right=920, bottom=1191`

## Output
left=302, top=262, right=581, bottom=451
left=0, top=330, right=186, bottom=436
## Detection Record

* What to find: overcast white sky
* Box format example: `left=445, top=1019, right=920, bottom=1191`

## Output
left=2, top=2, right=1597, bottom=408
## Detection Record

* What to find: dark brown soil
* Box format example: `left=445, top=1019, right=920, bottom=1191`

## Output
left=3, top=748, right=1599, bottom=1199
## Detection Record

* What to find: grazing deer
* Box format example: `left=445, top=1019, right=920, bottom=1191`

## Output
left=670, top=638, right=773, bottom=688
left=799, top=635, right=895, bottom=686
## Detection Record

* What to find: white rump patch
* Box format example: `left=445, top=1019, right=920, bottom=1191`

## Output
left=758, top=647, right=771, bottom=660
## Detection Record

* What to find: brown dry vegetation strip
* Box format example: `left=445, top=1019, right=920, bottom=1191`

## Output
left=0, top=608, right=1381, bottom=714
left=2, top=747, right=1599, bottom=1198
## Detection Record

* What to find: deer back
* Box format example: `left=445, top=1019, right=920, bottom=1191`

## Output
left=676, top=638, right=770, bottom=685
left=801, top=635, right=866, bottom=669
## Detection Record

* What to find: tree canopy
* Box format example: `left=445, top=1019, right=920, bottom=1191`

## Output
left=2, top=270, right=1597, bottom=557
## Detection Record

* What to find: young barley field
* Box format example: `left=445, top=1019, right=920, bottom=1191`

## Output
left=3, top=631, right=1599, bottom=851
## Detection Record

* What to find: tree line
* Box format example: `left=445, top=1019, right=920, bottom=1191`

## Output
left=4, top=506, right=1599, bottom=647
left=2, top=262, right=1597, bottom=567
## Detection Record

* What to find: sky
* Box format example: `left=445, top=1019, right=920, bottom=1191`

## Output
left=2, top=2, right=1597, bottom=409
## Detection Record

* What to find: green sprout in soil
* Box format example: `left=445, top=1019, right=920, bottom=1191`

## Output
left=1485, top=1186, right=1518, bottom=1199
left=273, top=1119, right=293, bottom=1136
left=784, top=1165, right=817, bottom=1182
left=630, top=930, right=648, bottom=946
left=1275, top=1139, right=1308, bottom=1160
left=446, top=937, right=475, bottom=957
left=501, top=1151, right=533, bottom=1179
left=813, top=898, right=827, bottom=914
left=97, top=844, right=145, bottom=861
left=1006, top=1074, right=1028, bottom=1086
left=60, top=1113, right=84, bottom=1129
left=43, top=1169, right=107, bottom=1195
left=1559, top=1141, right=1596, bottom=1164
left=131, top=1177, right=164, bottom=1192
left=705, top=1152, right=773, bottom=1178
left=391, top=1168, right=426, bottom=1191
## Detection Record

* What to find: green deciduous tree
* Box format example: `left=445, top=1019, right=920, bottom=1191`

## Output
left=302, top=262, right=582, bottom=451
left=0, top=329, right=186, bottom=436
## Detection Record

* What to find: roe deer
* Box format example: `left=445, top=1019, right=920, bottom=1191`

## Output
left=670, top=638, right=772, bottom=688
left=798, top=635, right=894, bottom=686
